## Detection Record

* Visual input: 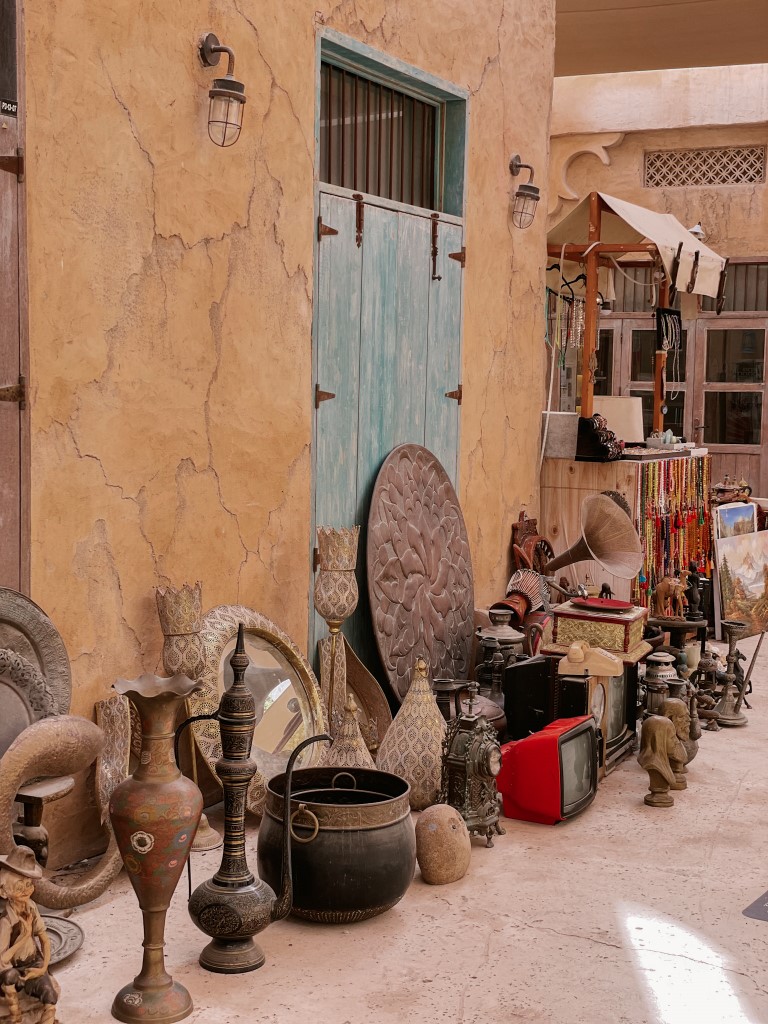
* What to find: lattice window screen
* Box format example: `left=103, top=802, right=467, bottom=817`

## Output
left=644, top=146, right=766, bottom=188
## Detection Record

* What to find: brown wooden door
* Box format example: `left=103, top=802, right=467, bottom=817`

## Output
left=0, top=2, right=23, bottom=591
left=693, top=317, right=768, bottom=496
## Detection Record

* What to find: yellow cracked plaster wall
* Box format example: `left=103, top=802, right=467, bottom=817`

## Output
left=549, top=125, right=768, bottom=258
left=24, top=0, right=554, bottom=863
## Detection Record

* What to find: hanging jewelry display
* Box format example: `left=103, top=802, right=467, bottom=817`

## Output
left=634, top=455, right=712, bottom=605
left=655, top=306, right=683, bottom=401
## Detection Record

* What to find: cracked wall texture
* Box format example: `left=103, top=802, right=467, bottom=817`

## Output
left=24, top=0, right=554, bottom=862
left=548, top=125, right=768, bottom=258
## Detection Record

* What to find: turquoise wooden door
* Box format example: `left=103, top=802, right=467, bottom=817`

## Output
left=312, top=190, right=463, bottom=677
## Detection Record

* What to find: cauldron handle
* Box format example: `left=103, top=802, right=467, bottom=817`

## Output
left=290, top=803, right=320, bottom=844
left=331, top=771, right=357, bottom=790
left=272, top=732, right=331, bottom=923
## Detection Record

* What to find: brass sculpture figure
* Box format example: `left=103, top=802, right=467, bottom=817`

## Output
left=637, top=716, right=686, bottom=807
left=661, top=697, right=694, bottom=786
left=0, top=847, right=59, bottom=1024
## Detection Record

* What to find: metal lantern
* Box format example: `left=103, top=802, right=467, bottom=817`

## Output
left=199, top=33, right=247, bottom=148
left=509, top=154, right=540, bottom=229
left=440, top=682, right=505, bottom=847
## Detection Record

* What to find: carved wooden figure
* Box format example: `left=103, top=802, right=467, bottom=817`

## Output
left=0, top=847, right=59, bottom=1024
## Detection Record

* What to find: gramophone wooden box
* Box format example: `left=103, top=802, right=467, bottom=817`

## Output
left=545, top=601, right=648, bottom=656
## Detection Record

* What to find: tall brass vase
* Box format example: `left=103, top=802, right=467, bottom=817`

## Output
left=109, top=674, right=204, bottom=1024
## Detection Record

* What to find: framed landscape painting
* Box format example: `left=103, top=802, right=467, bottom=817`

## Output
left=713, top=501, right=757, bottom=540
left=715, top=531, right=768, bottom=640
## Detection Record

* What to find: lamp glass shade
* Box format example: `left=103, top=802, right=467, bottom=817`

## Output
left=512, top=185, right=540, bottom=230
left=208, top=93, right=244, bottom=148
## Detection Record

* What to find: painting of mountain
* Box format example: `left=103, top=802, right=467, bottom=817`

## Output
left=716, top=531, right=768, bottom=638
left=714, top=501, right=757, bottom=540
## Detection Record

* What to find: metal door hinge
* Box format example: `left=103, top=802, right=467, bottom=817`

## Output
left=317, top=215, right=338, bottom=241
left=0, top=375, right=26, bottom=409
left=430, top=214, right=442, bottom=282
left=0, top=147, right=24, bottom=182
left=448, top=247, right=465, bottom=268
left=315, top=383, right=336, bottom=408
left=445, top=384, right=463, bottom=405
left=352, top=193, right=364, bottom=247
left=313, top=547, right=320, bottom=572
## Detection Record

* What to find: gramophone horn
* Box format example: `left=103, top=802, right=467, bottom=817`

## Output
left=543, top=493, right=643, bottom=580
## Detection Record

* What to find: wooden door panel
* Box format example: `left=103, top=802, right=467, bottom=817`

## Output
left=312, top=193, right=363, bottom=661
left=356, top=203, right=400, bottom=525
left=312, top=191, right=463, bottom=677
left=0, top=107, right=21, bottom=590
left=425, top=220, right=462, bottom=482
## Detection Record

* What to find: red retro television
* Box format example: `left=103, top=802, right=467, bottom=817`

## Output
left=497, top=716, right=598, bottom=825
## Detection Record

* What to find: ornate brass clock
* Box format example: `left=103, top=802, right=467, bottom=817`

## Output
left=440, top=683, right=505, bottom=847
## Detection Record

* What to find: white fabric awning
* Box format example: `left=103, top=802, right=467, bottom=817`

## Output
left=548, top=192, right=726, bottom=298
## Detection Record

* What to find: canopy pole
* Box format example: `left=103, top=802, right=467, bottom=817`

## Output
left=581, top=192, right=602, bottom=419
left=652, top=276, right=670, bottom=433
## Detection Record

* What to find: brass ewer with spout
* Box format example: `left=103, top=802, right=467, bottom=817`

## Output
left=186, top=623, right=330, bottom=972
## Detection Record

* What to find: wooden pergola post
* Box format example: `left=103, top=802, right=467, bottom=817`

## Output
left=652, top=277, right=671, bottom=433
left=581, top=192, right=602, bottom=419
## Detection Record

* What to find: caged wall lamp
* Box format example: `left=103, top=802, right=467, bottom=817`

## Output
left=509, top=154, right=540, bottom=229
left=199, top=33, right=247, bottom=148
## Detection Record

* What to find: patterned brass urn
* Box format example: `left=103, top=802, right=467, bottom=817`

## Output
left=109, top=673, right=204, bottom=1024
left=187, top=623, right=329, bottom=973
left=155, top=581, right=222, bottom=853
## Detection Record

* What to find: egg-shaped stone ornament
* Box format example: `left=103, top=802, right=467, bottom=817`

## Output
left=415, top=804, right=471, bottom=885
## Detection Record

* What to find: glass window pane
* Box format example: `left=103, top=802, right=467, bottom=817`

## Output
left=630, top=329, right=687, bottom=382
left=594, top=329, right=613, bottom=396
left=704, top=392, right=762, bottom=445
left=319, top=62, right=439, bottom=210
left=630, top=389, right=685, bottom=439
left=705, top=329, right=765, bottom=383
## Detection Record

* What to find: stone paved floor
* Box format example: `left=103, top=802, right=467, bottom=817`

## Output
left=55, top=634, right=768, bottom=1023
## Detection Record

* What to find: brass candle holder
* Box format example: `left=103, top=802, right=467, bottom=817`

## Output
left=715, top=619, right=748, bottom=727
left=313, top=526, right=360, bottom=740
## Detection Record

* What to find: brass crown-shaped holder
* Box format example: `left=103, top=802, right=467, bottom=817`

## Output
left=316, top=526, right=360, bottom=571
left=155, top=581, right=203, bottom=636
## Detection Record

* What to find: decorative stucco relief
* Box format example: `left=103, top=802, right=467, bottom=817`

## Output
left=548, top=132, right=625, bottom=222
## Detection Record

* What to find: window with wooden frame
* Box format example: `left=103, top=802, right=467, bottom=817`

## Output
left=319, top=62, right=441, bottom=211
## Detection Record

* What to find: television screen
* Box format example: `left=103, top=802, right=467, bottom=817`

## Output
left=605, top=674, right=627, bottom=746
left=560, top=727, right=595, bottom=815
left=498, top=716, right=598, bottom=825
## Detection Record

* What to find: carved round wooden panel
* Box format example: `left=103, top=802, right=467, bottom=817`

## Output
left=367, top=444, right=474, bottom=702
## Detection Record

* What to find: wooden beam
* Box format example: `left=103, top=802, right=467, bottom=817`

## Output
left=546, top=242, right=658, bottom=257
left=581, top=193, right=602, bottom=419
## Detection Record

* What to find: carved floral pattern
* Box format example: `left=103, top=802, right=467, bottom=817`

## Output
left=0, top=648, right=57, bottom=721
left=95, top=693, right=131, bottom=828
left=367, top=445, right=474, bottom=700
